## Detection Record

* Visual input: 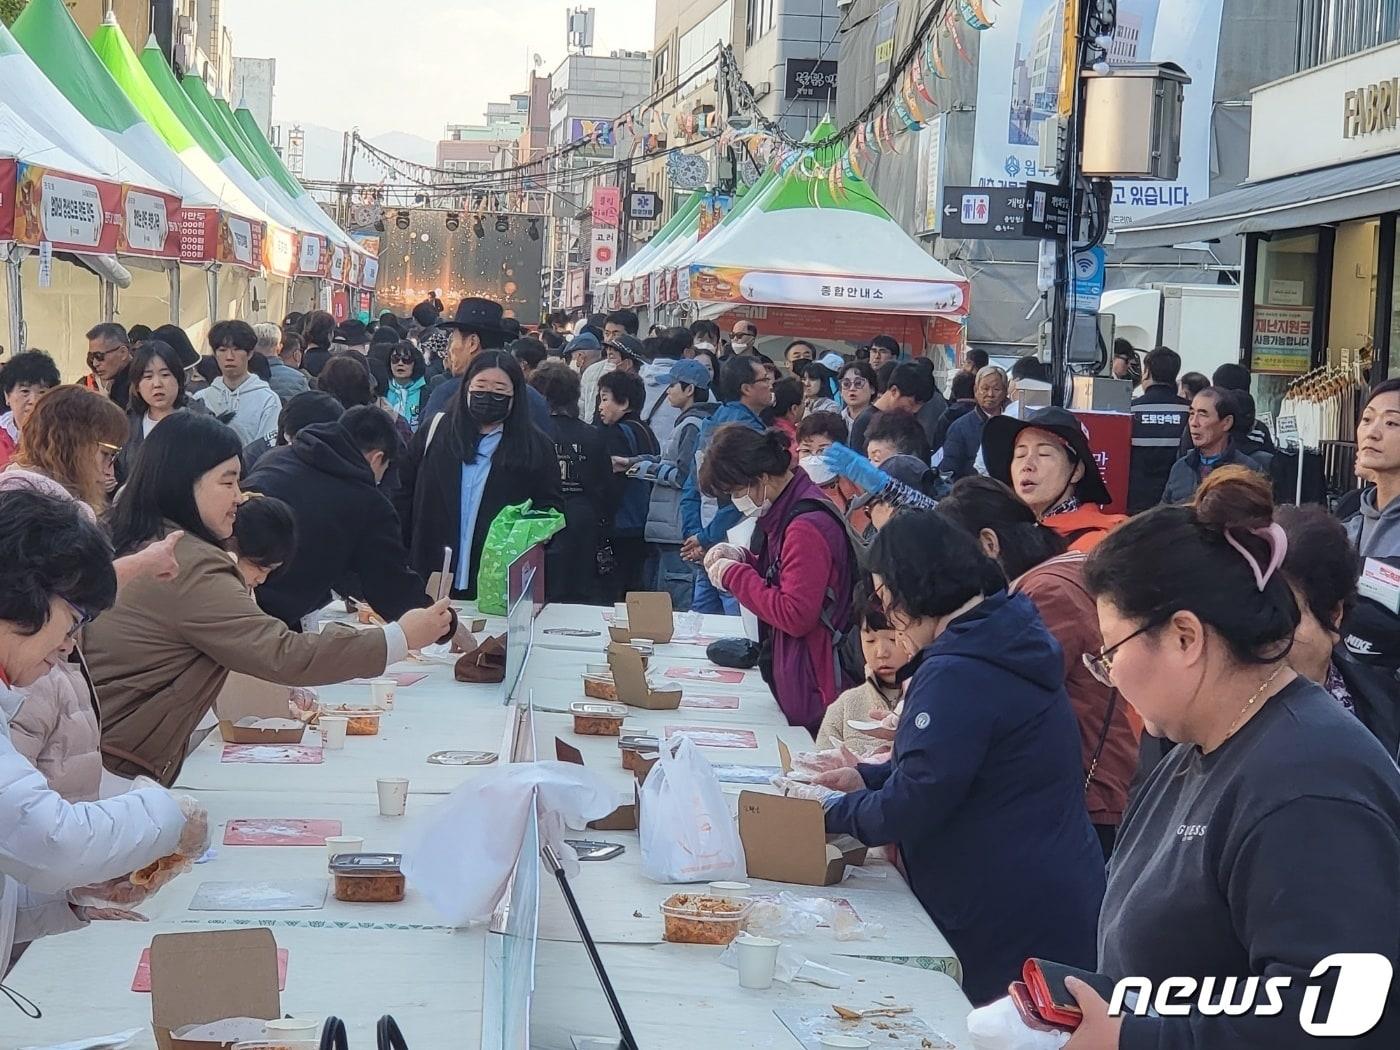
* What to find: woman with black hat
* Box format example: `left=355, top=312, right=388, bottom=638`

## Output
left=982, top=406, right=1126, bottom=553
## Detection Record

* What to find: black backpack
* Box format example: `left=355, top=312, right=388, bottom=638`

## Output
left=751, top=497, right=863, bottom=688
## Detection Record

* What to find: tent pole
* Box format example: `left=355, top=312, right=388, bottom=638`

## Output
left=205, top=264, right=220, bottom=323
left=4, top=248, right=24, bottom=354
left=168, top=262, right=182, bottom=325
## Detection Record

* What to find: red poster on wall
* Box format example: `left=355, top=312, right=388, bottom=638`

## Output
left=1072, top=410, right=1132, bottom=516
left=0, top=159, right=14, bottom=243
left=331, top=288, right=350, bottom=322
left=12, top=163, right=122, bottom=255
left=119, top=185, right=181, bottom=258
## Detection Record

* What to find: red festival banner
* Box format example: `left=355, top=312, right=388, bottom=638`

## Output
left=118, top=185, right=181, bottom=258
left=0, top=159, right=15, bottom=243
left=12, top=163, right=122, bottom=255
left=263, top=225, right=298, bottom=277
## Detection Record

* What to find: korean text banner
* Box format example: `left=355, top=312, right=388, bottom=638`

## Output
left=969, top=0, right=1223, bottom=227
left=12, top=163, right=122, bottom=255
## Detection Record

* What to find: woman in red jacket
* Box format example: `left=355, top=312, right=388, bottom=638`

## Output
left=699, top=425, right=856, bottom=734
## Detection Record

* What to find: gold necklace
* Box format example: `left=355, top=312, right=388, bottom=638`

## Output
left=1224, top=663, right=1287, bottom=741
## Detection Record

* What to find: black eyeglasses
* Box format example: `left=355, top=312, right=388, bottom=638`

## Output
left=87, top=346, right=128, bottom=364
left=390, top=353, right=414, bottom=363
left=61, top=598, right=93, bottom=641
left=1083, top=621, right=1158, bottom=687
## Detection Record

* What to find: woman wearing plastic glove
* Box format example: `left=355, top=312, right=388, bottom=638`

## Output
left=89, top=414, right=453, bottom=786
left=697, top=424, right=856, bottom=734
left=0, top=489, right=195, bottom=970
left=788, top=508, right=1104, bottom=1005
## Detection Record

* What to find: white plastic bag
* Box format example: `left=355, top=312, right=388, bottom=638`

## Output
left=402, top=761, right=617, bottom=925
left=640, top=735, right=746, bottom=883
left=966, top=996, right=1071, bottom=1050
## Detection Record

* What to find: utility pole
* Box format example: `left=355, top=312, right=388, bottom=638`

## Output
left=1045, top=0, right=1116, bottom=406
left=618, top=158, right=636, bottom=263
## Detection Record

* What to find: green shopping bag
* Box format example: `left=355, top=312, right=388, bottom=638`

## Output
left=475, top=500, right=565, bottom=614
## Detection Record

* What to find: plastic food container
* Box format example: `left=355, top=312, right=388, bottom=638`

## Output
left=660, top=893, right=752, bottom=945
left=618, top=734, right=659, bottom=773
left=571, top=701, right=627, bottom=736
left=330, top=852, right=405, bottom=903
left=321, top=706, right=383, bottom=736
left=581, top=665, right=618, bottom=702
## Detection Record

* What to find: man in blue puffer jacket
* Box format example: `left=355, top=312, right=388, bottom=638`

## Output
left=680, top=356, right=773, bottom=612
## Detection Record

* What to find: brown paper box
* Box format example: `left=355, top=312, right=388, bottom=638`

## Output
left=151, top=928, right=281, bottom=1050
left=217, top=720, right=307, bottom=746
left=736, top=790, right=869, bottom=887
left=555, top=738, right=640, bottom=830
left=606, top=643, right=682, bottom=710
left=607, top=591, right=675, bottom=644
left=213, top=672, right=292, bottom=723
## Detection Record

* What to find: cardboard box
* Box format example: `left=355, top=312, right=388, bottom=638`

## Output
left=608, top=591, right=675, bottom=644
left=214, top=672, right=292, bottom=723
left=606, top=643, right=682, bottom=711
left=555, top=738, right=639, bottom=830
left=736, top=790, right=869, bottom=887
left=217, top=718, right=307, bottom=746
left=150, top=928, right=281, bottom=1050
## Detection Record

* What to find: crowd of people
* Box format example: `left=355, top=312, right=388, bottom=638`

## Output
left=0, top=295, right=1395, bottom=1045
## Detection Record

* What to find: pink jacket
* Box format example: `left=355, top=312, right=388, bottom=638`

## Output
left=9, top=659, right=103, bottom=802
left=0, top=467, right=104, bottom=801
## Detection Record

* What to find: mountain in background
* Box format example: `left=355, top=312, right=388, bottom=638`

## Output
left=283, top=121, right=436, bottom=183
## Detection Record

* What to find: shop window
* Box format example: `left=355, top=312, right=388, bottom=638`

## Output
left=1252, top=231, right=1320, bottom=379
left=1328, top=219, right=1378, bottom=372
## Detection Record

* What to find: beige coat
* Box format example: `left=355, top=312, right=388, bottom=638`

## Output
left=86, top=528, right=390, bottom=786
left=9, top=658, right=103, bottom=802
left=815, top=677, right=902, bottom=756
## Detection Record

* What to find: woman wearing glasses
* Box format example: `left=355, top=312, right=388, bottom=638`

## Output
left=0, top=387, right=183, bottom=805
left=384, top=341, right=428, bottom=432
left=788, top=507, right=1104, bottom=1005
left=836, top=360, right=877, bottom=429
left=1060, top=467, right=1400, bottom=1049
left=938, top=477, right=1142, bottom=860
left=0, top=488, right=203, bottom=973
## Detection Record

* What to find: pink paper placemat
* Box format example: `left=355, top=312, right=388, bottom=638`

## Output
left=221, top=744, right=324, bottom=764
left=663, top=725, right=759, bottom=749
left=680, top=693, right=740, bottom=710
left=223, top=818, right=343, bottom=846
left=664, top=666, right=745, bottom=685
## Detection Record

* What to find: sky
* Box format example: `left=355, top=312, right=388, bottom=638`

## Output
left=224, top=0, right=657, bottom=143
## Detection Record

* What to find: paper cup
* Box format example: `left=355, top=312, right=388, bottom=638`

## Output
left=325, top=835, right=364, bottom=861
left=369, top=677, right=397, bottom=708
left=319, top=715, right=348, bottom=750
left=708, top=880, right=752, bottom=900
left=818, top=1037, right=871, bottom=1049
left=377, top=777, right=409, bottom=816
left=263, top=1019, right=321, bottom=1037
left=735, top=933, right=781, bottom=990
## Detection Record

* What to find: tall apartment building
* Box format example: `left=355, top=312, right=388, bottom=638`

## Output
left=231, top=56, right=276, bottom=137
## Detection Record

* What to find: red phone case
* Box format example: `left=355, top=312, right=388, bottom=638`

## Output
left=1009, top=981, right=1074, bottom=1034
left=1022, top=960, right=1086, bottom=1030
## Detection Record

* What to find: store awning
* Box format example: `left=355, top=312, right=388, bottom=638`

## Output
left=1114, top=152, right=1400, bottom=248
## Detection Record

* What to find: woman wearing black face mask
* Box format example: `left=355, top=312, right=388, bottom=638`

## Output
left=390, top=350, right=562, bottom=599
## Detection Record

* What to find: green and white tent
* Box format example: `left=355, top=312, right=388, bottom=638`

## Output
left=230, top=103, right=355, bottom=252
left=88, top=14, right=304, bottom=233
left=10, top=0, right=271, bottom=223
left=676, top=126, right=970, bottom=317
left=0, top=19, right=170, bottom=198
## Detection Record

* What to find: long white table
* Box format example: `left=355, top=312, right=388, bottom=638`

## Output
left=3, top=599, right=969, bottom=1050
